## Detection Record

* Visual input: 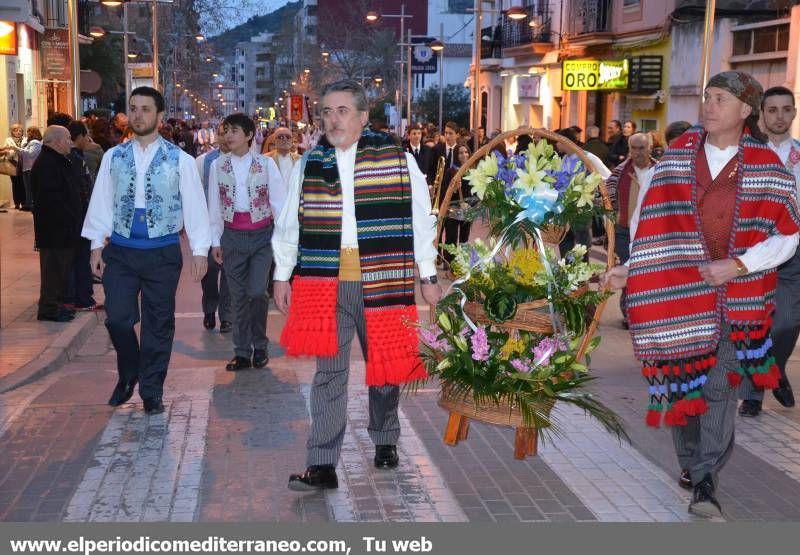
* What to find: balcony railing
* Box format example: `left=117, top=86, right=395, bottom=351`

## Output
left=500, top=2, right=551, bottom=50
left=481, top=25, right=502, bottom=59
left=568, top=0, right=612, bottom=35
left=480, top=4, right=553, bottom=59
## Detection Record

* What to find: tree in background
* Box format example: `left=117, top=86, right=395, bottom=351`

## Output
left=413, top=85, right=470, bottom=129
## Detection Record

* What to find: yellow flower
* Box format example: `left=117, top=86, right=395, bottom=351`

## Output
left=508, top=248, right=544, bottom=287
left=500, top=337, right=526, bottom=360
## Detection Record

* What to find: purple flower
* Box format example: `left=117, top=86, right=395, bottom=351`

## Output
left=470, top=327, right=490, bottom=361
left=468, top=247, right=481, bottom=267
left=510, top=358, right=530, bottom=372
left=532, top=337, right=568, bottom=366
left=419, top=325, right=452, bottom=352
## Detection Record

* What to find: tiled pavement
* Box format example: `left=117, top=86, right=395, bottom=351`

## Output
left=5, top=237, right=800, bottom=522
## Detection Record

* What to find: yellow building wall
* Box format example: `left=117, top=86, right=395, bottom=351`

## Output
left=624, top=38, right=672, bottom=134
left=0, top=57, right=10, bottom=203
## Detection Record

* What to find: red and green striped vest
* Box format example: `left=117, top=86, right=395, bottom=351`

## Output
left=279, top=130, right=426, bottom=386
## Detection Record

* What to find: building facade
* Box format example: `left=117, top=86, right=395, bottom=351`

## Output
left=471, top=0, right=800, bottom=142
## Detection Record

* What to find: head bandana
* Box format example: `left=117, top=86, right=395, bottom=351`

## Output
left=706, top=71, right=763, bottom=114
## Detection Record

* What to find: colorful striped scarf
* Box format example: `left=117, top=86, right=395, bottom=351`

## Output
left=627, top=127, right=800, bottom=427
left=280, top=129, right=426, bottom=386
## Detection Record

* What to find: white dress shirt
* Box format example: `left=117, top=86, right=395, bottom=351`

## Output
left=82, top=137, right=211, bottom=256
left=207, top=152, right=284, bottom=247
left=769, top=136, right=800, bottom=200
left=272, top=142, right=438, bottom=281
left=626, top=142, right=799, bottom=272
left=276, top=153, right=296, bottom=186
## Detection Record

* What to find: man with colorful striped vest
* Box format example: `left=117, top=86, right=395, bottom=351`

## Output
left=739, top=86, right=800, bottom=416
left=273, top=79, right=441, bottom=491
left=601, top=72, right=800, bottom=518
left=208, top=113, right=285, bottom=372
left=83, top=87, right=211, bottom=415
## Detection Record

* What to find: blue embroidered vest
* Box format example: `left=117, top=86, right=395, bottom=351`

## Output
left=110, top=137, right=183, bottom=239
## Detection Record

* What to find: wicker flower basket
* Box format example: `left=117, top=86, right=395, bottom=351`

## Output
left=462, top=284, right=589, bottom=334
left=435, top=127, right=615, bottom=359
left=431, top=127, right=616, bottom=459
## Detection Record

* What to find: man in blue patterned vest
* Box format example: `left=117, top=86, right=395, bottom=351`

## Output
left=82, top=87, right=211, bottom=415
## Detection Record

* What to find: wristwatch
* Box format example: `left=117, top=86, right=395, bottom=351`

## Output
left=419, top=275, right=438, bottom=285
left=733, top=257, right=748, bottom=277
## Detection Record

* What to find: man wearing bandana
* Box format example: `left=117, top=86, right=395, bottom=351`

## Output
left=601, top=72, right=800, bottom=518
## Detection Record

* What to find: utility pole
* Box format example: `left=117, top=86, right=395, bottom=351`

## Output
left=472, top=0, right=482, bottom=153
left=406, top=28, right=412, bottom=128
left=152, top=0, right=159, bottom=90
left=67, top=0, right=81, bottom=116
left=438, top=22, right=444, bottom=131
left=123, top=2, right=130, bottom=110
left=699, top=0, right=717, bottom=100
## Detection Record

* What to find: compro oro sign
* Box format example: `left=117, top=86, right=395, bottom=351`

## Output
left=562, top=59, right=629, bottom=91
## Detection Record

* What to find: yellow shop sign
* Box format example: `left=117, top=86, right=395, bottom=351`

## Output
left=562, top=59, right=629, bottom=91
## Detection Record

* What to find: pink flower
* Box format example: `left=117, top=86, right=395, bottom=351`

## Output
left=532, top=337, right=568, bottom=366
left=470, top=327, right=490, bottom=361
left=790, top=148, right=800, bottom=166
left=510, top=358, right=530, bottom=372
left=419, top=325, right=451, bottom=352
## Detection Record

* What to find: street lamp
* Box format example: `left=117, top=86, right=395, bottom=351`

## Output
left=365, top=4, right=412, bottom=135
left=464, top=5, right=530, bottom=149
left=506, top=6, right=527, bottom=20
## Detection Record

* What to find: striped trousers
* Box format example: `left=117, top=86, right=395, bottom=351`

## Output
left=671, top=326, right=738, bottom=487
left=307, top=281, right=401, bottom=467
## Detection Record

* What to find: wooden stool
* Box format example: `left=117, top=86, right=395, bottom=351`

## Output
left=442, top=410, right=539, bottom=460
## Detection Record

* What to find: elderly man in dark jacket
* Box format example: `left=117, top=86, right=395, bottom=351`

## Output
left=32, top=126, right=83, bottom=322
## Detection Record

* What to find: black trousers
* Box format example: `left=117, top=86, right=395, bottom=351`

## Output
left=38, top=247, right=75, bottom=318
left=560, top=223, right=591, bottom=259
left=201, top=248, right=230, bottom=321
left=11, top=172, right=25, bottom=207
left=614, top=226, right=631, bottom=321
left=442, top=218, right=472, bottom=264
left=102, top=242, right=183, bottom=401
left=65, top=238, right=96, bottom=308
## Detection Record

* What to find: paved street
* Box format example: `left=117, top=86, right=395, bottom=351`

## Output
left=3, top=210, right=800, bottom=522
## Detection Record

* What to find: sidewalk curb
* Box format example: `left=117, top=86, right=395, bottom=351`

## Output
left=0, top=311, right=102, bottom=394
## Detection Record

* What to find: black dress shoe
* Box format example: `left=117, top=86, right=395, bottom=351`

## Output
left=37, top=312, right=74, bottom=322
left=219, top=321, right=232, bottom=334
left=374, top=444, right=399, bottom=469
left=689, top=474, right=722, bottom=518
left=203, top=313, right=216, bottom=330
left=253, top=349, right=269, bottom=368
left=288, top=465, right=338, bottom=491
left=143, top=398, right=165, bottom=415
left=226, top=356, right=252, bottom=371
left=108, top=379, right=137, bottom=406
left=679, top=469, right=693, bottom=490
left=739, top=399, right=762, bottom=417
left=773, top=379, right=795, bottom=408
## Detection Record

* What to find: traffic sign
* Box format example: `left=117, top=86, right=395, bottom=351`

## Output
left=411, top=37, right=438, bottom=75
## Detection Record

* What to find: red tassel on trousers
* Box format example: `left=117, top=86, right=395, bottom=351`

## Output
left=364, top=305, right=428, bottom=386
left=279, top=277, right=339, bottom=357
left=727, top=371, right=743, bottom=387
